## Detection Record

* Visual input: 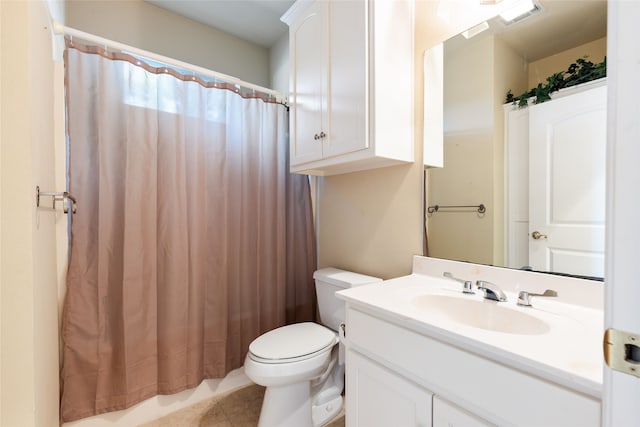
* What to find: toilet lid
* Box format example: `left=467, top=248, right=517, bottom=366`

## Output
left=249, top=322, right=337, bottom=361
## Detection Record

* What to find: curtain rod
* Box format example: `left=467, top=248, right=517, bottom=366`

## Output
left=51, top=20, right=286, bottom=104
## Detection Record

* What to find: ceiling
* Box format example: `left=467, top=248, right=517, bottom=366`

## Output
left=147, top=0, right=607, bottom=58
left=146, top=0, right=295, bottom=48
left=448, top=0, right=607, bottom=61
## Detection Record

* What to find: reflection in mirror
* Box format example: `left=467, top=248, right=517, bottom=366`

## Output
left=424, top=0, right=607, bottom=279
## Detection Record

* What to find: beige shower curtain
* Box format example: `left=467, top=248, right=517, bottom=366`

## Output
left=60, top=42, right=317, bottom=422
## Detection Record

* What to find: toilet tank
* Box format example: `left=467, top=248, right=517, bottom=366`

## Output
left=313, top=268, right=382, bottom=331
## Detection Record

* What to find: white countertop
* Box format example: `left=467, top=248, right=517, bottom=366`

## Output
left=337, top=272, right=604, bottom=399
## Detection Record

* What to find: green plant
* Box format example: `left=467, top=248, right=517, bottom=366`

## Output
left=505, top=56, right=607, bottom=107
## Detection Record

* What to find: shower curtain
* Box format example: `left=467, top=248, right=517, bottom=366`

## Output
left=60, top=42, right=317, bottom=422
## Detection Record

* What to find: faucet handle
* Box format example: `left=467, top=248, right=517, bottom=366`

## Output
left=443, top=272, right=474, bottom=294
left=517, top=289, right=558, bottom=307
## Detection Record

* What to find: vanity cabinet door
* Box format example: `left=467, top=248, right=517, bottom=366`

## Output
left=433, top=396, right=495, bottom=427
left=346, top=349, right=433, bottom=427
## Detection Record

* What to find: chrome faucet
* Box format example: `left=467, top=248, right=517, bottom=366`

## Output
left=517, top=289, right=558, bottom=307
left=443, top=272, right=474, bottom=294
left=476, top=280, right=507, bottom=302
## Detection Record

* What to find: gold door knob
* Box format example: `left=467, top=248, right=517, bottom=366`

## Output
left=531, top=231, right=548, bottom=240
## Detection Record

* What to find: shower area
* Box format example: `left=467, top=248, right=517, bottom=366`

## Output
left=45, top=4, right=317, bottom=425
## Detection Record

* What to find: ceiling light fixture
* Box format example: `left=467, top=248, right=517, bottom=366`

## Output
left=462, top=21, right=490, bottom=39
left=499, top=0, right=538, bottom=22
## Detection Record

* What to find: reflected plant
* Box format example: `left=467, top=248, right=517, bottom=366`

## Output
left=505, top=56, right=607, bottom=107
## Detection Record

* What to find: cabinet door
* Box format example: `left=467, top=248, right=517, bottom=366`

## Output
left=433, top=396, right=495, bottom=427
left=346, top=350, right=432, bottom=427
left=325, top=0, right=368, bottom=159
left=289, top=1, right=326, bottom=165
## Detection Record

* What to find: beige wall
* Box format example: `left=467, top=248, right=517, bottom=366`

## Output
left=528, top=37, right=607, bottom=89
left=270, top=33, right=289, bottom=94
left=0, top=0, right=60, bottom=425
left=66, top=0, right=271, bottom=88
left=0, top=0, right=3, bottom=418
left=426, top=33, right=527, bottom=267
left=428, top=35, right=495, bottom=266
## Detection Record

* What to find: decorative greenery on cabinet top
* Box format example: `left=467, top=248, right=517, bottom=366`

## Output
left=505, top=56, right=607, bottom=107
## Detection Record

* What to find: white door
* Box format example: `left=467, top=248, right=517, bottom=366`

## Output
left=528, top=84, right=607, bottom=277
left=604, top=1, right=640, bottom=425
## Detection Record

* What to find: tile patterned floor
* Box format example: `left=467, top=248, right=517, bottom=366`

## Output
left=140, top=384, right=345, bottom=427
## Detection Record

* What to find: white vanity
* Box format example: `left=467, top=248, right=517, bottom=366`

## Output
left=337, top=256, right=603, bottom=426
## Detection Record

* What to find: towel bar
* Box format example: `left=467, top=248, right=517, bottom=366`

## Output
left=427, top=204, right=485, bottom=214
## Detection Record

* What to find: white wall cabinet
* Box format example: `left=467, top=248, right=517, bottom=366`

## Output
left=281, top=0, right=414, bottom=176
left=344, top=306, right=600, bottom=427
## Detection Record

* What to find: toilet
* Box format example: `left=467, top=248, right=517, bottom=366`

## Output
left=244, top=267, right=382, bottom=427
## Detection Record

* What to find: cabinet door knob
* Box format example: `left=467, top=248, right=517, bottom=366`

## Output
left=314, top=133, right=320, bottom=140
left=319, top=131, right=326, bottom=139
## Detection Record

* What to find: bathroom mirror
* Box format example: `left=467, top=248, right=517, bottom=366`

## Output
left=423, top=0, right=607, bottom=279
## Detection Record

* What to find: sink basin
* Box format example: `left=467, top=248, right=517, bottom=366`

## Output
left=412, top=294, right=550, bottom=335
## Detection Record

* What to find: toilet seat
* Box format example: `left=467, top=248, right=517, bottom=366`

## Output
left=249, top=322, right=337, bottom=364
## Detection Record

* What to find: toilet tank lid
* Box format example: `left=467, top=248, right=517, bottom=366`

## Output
left=313, top=268, right=382, bottom=289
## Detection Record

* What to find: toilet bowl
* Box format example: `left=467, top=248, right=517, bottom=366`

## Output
left=244, top=322, right=340, bottom=427
left=244, top=268, right=382, bottom=427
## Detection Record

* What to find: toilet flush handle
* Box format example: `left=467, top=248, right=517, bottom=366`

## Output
left=340, top=323, right=346, bottom=338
